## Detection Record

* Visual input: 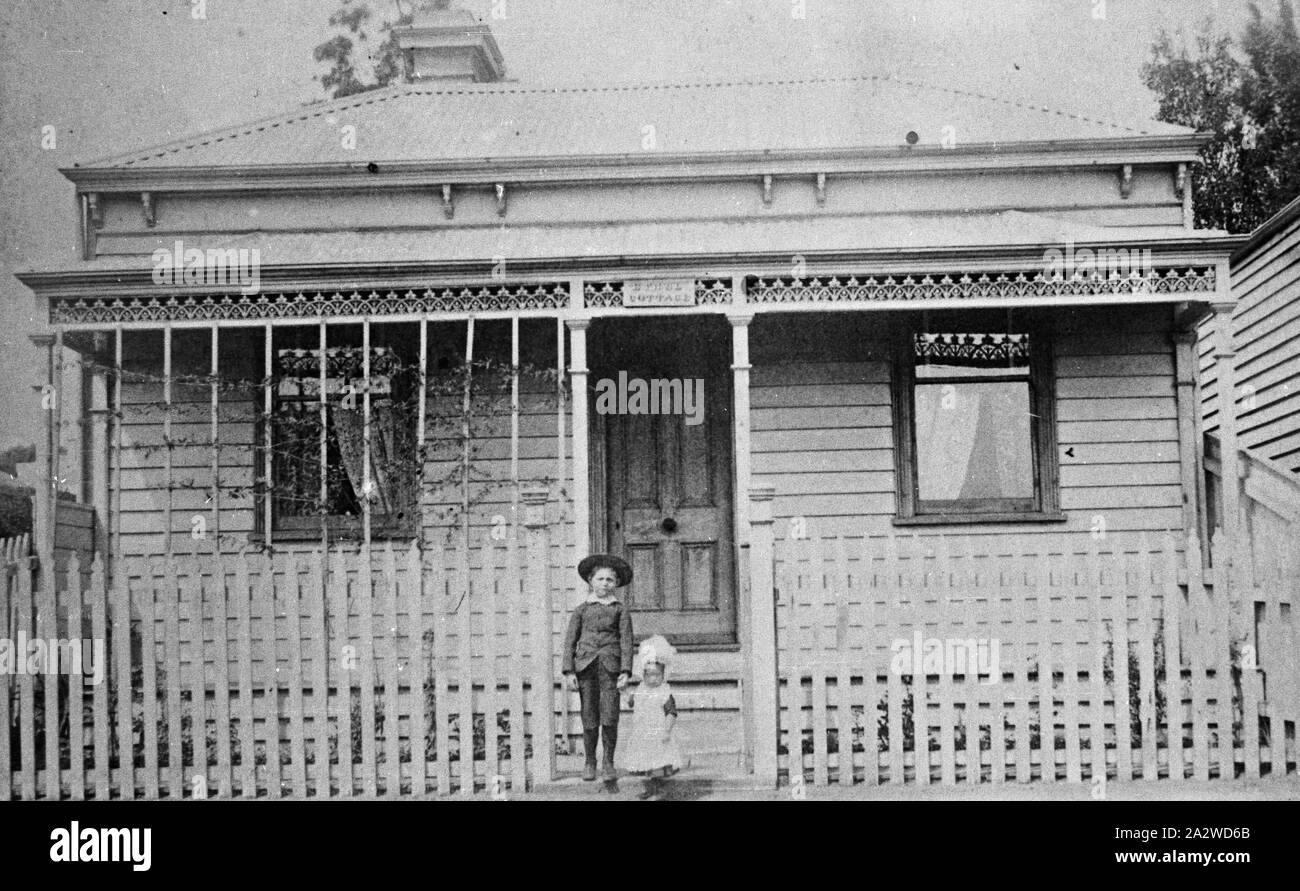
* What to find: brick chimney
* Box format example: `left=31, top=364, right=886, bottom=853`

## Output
left=396, top=1, right=506, bottom=83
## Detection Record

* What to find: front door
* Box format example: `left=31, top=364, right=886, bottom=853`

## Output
left=594, top=318, right=736, bottom=647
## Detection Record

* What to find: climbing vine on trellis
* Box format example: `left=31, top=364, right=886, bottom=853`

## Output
left=69, top=351, right=567, bottom=552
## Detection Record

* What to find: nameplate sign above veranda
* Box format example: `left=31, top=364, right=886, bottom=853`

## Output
left=621, top=279, right=697, bottom=307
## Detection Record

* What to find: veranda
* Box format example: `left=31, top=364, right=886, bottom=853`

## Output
left=4, top=276, right=1298, bottom=798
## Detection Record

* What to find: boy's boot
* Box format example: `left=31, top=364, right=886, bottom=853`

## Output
left=582, top=729, right=599, bottom=781
left=601, top=724, right=618, bottom=781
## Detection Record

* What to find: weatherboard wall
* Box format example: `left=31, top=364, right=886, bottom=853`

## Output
left=748, top=304, right=1187, bottom=558
left=1199, top=202, right=1300, bottom=474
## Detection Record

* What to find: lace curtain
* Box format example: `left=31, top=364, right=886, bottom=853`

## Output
left=332, top=402, right=416, bottom=519
left=914, top=382, right=1032, bottom=501
left=276, top=346, right=416, bottom=523
left=913, top=332, right=1033, bottom=501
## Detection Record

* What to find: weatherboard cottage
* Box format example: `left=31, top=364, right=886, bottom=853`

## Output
left=10, top=6, right=1296, bottom=800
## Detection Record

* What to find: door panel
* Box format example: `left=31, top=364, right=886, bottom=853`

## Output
left=623, top=412, right=661, bottom=510
left=679, top=418, right=714, bottom=507
left=600, top=319, right=736, bottom=646
left=680, top=542, right=718, bottom=608
left=626, top=543, right=663, bottom=610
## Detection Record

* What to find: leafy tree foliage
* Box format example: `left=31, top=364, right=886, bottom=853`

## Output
left=1143, top=2, right=1300, bottom=232
left=314, top=1, right=449, bottom=99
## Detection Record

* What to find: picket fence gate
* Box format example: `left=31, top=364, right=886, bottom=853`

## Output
left=777, top=530, right=1300, bottom=787
left=2, top=529, right=559, bottom=801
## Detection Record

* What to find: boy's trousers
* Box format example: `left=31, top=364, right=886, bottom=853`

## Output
left=576, top=661, right=621, bottom=730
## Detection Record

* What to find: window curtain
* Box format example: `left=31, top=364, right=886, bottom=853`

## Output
left=333, top=403, right=415, bottom=519
left=913, top=332, right=1033, bottom=501
left=914, top=383, right=1032, bottom=501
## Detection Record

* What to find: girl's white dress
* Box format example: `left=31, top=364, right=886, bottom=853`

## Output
left=618, top=681, right=686, bottom=775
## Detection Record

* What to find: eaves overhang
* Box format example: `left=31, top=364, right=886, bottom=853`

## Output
left=1231, top=192, right=1300, bottom=264
left=59, top=133, right=1212, bottom=195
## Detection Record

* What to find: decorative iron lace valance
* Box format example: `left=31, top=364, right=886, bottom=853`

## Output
left=276, top=346, right=399, bottom=396
left=50, top=282, right=569, bottom=325
left=914, top=332, right=1030, bottom=368
left=747, top=268, right=1216, bottom=305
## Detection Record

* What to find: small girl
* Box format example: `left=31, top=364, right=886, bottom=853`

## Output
left=619, top=634, right=686, bottom=800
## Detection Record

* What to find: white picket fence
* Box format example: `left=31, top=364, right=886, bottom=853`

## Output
left=2, top=517, right=560, bottom=800
left=777, top=531, right=1299, bottom=786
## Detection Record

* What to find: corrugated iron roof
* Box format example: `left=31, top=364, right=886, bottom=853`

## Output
left=77, top=74, right=1193, bottom=170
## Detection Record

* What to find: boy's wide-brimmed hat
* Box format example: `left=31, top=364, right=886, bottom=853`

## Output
left=578, top=553, right=633, bottom=587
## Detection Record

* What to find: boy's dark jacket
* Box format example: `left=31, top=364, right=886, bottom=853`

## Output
left=562, top=600, right=634, bottom=675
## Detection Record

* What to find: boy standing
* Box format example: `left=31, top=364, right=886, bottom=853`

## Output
left=562, top=554, right=635, bottom=783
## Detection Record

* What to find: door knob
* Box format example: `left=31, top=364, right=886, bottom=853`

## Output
left=660, top=517, right=678, bottom=533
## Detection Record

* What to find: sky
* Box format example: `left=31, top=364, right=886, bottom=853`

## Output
left=0, top=0, right=1260, bottom=460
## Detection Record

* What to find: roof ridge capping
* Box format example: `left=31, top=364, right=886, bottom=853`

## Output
left=72, top=81, right=424, bottom=169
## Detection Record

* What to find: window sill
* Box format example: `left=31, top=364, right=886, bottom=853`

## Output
left=892, top=512, right=1066, bottom=526
left=248, top=528, right=418, bottom=544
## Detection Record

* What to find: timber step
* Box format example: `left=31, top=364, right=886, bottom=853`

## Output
left=556, top=673, right=747, bottom=776
left=558, top=704, right=746, bottom=776
left=558, top=677, right=742, bottom=713
left=551, top=749, right=759, bottom=789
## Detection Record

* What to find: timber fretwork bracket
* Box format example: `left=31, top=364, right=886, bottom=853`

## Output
left=81, top=193, right=102, bottom=260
